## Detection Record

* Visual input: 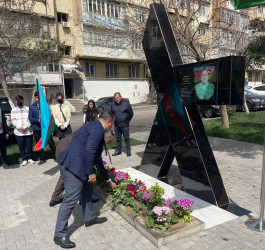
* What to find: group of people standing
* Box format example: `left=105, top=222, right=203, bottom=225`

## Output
left=0, top=92, right=72, bottom=168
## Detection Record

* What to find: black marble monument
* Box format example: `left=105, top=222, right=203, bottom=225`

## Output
left=136, top=3, right=245, bottom=208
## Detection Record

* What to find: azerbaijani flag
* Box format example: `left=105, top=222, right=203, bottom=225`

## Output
left=34, top=79, right=56, bottom=151
left=234, top=0, right=265, bottom=9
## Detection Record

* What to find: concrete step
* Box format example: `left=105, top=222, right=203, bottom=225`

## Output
left=67, top=98, right=85, bottom=113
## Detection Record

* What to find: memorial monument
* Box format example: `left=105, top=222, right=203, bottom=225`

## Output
left=136, top=3, right=246, bottom=208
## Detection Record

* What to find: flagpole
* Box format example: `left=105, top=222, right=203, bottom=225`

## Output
left=245, top=131, right=265, bottom=232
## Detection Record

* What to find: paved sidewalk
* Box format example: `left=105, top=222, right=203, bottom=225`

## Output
left=1, top=135, right=265, bottom=250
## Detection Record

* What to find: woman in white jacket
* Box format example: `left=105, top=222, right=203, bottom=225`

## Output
left=11, top=95, right=34, bottom=166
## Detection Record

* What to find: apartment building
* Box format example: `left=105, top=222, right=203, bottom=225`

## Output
left=246, top=5, right=265, bottom=86
left=78, top=0, right=149, bottom=105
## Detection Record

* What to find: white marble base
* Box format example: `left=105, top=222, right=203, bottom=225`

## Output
left=123, top=168, right=238, bottom=229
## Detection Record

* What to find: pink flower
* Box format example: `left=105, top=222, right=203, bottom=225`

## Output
left=131, top=191, right=135, bottom=196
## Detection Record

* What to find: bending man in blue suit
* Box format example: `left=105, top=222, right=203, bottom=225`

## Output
left=54, top=111, right=115, bottom=248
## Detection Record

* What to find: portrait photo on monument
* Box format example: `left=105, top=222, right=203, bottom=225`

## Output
left=194, top=66, right=217, bottom=103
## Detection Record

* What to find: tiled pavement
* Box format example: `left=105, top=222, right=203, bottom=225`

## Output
left=1, top=134, right=265, bottom=249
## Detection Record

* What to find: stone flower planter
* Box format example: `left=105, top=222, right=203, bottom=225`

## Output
left=93, top=184, right=205, bottom=247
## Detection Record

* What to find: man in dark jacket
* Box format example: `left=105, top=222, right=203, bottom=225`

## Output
left=54, top=111, right=115, bottom=248
left=29, top=91, right=56, bottom=165
left=111, top=92, right=133, bottom=157
left=0, top=107, right=9, bottom=169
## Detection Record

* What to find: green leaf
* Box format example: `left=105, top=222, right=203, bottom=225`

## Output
left=147, top=217, right=154, bottom=228
left=171, top=214, right=179, bottom=223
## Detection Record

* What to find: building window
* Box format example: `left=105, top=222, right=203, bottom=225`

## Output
left=60, top=46, right=71, bottom=56
left=42, top=23, right=49, bottom=37
left=83, top=26, right=127, bottom=48
left=106, top=63, right=118, bottom=77
left=85, top=62, right=95, bottom=77
left=182, top=0, right=188, bottom=9
left=132, top=40, right=142, bottom=50
left=255, top=72, right=259, bottom=82
left=133, top=8, right=145, bottom=22
left=220, top=8, right=240, bottom=25
left=248, top=72, right=252, bottom=81
left=220, top=30, right=230, bottom=44
left=129, top=65, right=140, bottom=78
left=259, top=6, right=263, bottom=14
left=32, top=60, right=60, bottom=72
left=151, top=20, right=161, bottom=39
left=199, top=6, right=206, bottom=16
left=82, top=0, right=123, bottom=19
left=198, top=25, right=206, bottom=35
left=57, top=12, right=68, bottom=22
left=48, top=60, right=60, bottom=72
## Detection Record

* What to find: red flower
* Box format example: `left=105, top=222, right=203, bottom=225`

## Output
left=107, top=166, right=110, bottom=170
left=125, top=173, right=129, bottom=180
left=131, top=191, right=135, bottom=196
left=139, top=185, right=146, bottom=192
left=128, top=186, right=134, bottom=191
left=112, top=167, right=116, bottom=170
left=114, top=171, right=117, bottom=175
left=138, top=180, right=142, bottom=185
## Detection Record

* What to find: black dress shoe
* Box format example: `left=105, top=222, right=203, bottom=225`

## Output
left=49, top=198, right=63, bottom=207
left=112, top=152, right=121, bottom=156
left=127, top=152, right=131, bottom=157
left=85, top=216, right=107, bottom=227
left=38, top=159, right=46, bottom=165
left=92, top=198, right=99, bottom=203
left=54, top=236, right=76, bottom=248
left=2, top=162, right=9, bottom=169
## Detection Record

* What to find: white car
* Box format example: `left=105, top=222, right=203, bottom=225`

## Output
left=245, top=85, right=265, bottom=95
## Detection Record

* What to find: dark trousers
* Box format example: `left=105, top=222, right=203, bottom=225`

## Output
left=51, top=175, right=64, bottom=201
left=114, top=126, right=130, bottom=153
left=16, top=135, right=33, bottom=161
left=0, top=133, right=7, bottom=163
left=33, top=131, right=56, bottom=160
left=54, top=165, right=95, bottom=237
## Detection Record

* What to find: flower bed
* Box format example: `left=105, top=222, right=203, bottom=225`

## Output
left=95, top=164, right=204, bottom=246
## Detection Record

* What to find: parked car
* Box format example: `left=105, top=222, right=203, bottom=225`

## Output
left=200, top=105, right=219, bottom=118
left=245, top=85, right=265, bottom=95
left=237, top=89, right=265, bottom=111
left=83, top=96, right=130, bottom=114
left=0, top=96, right=14, bottom=135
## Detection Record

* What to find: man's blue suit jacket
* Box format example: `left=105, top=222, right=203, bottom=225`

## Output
left=57, top=120, right=105, bottom=181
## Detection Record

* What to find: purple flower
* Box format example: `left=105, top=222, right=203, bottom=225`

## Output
left=177, top=199, right=195, bottom=210
left=142, top=192, right=154, bottom=202
left=152, top=206, right=171, bottom=216
left=102, top=161, right=107, bottom=165
left=114, top=171, right=126, bottom=181
left=165, top=198, right=172, bottom=208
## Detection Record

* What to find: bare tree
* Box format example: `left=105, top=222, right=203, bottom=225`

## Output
left=0, top=0, right=63, bottom=98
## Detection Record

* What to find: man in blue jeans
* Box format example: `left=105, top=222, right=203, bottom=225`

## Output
left=111, top=92, right=134, bottom=157
left=54, top=111, right=115, bottom=248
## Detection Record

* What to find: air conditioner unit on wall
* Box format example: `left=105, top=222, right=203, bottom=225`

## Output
left=62, top=22, right=70, bottom=28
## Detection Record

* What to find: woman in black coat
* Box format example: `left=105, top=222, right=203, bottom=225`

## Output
left=84, top=99, right=99, bottom=124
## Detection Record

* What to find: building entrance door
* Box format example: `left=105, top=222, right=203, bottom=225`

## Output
left=65, top=79, right=73, bottom=98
